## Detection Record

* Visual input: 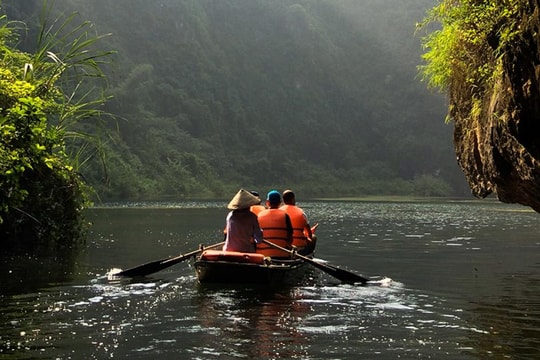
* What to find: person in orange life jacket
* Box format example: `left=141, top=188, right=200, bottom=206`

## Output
left=223, top=189, right=264, bottom=253
left=249, top=190, right=266, bottom=215
left=256, top=190, right=293, bottom=258
left=281, top=189, right=315, bottom=255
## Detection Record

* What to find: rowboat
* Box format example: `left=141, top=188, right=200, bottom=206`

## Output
left=193, top=249, right=312, bottom=284
left=194, top=222, right=320, bottom=284
left=116, top=223, right=371, bottom=285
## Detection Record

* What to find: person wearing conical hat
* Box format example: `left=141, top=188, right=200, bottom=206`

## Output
left=223, top=189, right=264, bottom=253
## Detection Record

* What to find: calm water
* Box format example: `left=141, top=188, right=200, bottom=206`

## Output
left=1, top=200, right=539, bottom=359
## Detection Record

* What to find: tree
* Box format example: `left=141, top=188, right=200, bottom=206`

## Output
left=10, top=1, right=461, bottom=200
left=0, top=6, right=112, bottom=249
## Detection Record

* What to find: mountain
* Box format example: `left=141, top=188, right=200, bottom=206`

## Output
left=4, top=0, right=469, bottom=200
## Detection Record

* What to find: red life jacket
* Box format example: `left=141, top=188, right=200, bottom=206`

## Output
left=257, top=208, right=292, bottom=257
left=281, top=204, right=310, bottom=249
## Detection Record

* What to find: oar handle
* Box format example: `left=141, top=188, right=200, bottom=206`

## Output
left=262, top=240, right=307, bottom=261
left=162, top=241, right=224, bottom=264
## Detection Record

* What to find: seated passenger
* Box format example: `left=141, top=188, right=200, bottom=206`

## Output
left=256, top=190, right=293, bottom=258
left=223, top=189, right=263, bottom=253
left=281, top=189, right=315, bottom=255
left=249, top=190, right=266, bottom=215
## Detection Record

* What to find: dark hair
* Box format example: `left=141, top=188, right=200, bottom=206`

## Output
left=282, top=190, right=295, bottom=203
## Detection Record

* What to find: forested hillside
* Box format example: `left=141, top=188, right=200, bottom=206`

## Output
left=4, top=0, right=468, bottom=200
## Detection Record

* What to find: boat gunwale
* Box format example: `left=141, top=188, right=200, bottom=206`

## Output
left=193, top=256, right=308, bottom=269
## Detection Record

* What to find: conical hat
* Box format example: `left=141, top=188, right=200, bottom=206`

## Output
left=227, top=189, right=261, bottom=210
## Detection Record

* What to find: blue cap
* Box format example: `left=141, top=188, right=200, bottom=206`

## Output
left=266, top=190, right=281, bottom=205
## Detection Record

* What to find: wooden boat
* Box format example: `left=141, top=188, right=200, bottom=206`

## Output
left=194, top=223, right=319, bottom=284
left=117, top=223, right=369, bottom=285
left=193, top=249, right=312, bottom=284
left=118, top=221, right=369, bottom=285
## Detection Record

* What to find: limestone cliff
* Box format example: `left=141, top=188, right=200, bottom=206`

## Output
left=445, top=3, right=540, bottom=212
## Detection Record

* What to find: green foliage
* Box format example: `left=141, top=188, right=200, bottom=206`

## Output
left=0, top=5, right=111, bottom=249
left=9, top=1, right=464, bottom=201
left=419, top=0, right=522, bottom=102
left=413, top=173, right=452, bottom=197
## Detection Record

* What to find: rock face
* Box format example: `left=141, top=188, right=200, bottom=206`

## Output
left=451, top=5, right=540, bottom=213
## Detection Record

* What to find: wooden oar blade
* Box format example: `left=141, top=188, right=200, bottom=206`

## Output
left=308, top=258, right=369, bottom=284
left=116, top=255, right=190, bottom=277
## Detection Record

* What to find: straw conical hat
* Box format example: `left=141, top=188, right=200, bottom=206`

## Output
left=227, top=189, right=261, bottom=210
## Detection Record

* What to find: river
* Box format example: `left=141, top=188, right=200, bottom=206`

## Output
left=1, top=200, right=539, bottom=359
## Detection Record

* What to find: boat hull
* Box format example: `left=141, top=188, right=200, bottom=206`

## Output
left=194, top=251, right=310, bottom=284
left=195, top=223, right=318, bottom=285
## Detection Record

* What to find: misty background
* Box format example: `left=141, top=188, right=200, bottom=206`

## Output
left=4, top=0, right=469, bottom=200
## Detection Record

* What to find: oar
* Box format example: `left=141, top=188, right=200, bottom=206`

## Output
left=116, top=241, right=225, bottom=277
left=262, top=240, right=369, bottom=284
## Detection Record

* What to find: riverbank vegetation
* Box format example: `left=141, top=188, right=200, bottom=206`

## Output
left=0, top=6, right=112, bottom=249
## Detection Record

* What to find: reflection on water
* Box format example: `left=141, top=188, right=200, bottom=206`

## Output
left=193, top=284, right=313, bottom=359
left=0, top=200, right=539, bottom=359
left=467, top=272, right=540, bottom=359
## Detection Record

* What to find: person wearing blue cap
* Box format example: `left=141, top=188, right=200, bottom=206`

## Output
left=256, top=190, right=293, bottom=258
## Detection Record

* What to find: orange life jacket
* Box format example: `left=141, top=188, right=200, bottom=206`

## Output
left=257, top=208, right=292, bottom=257
left=281, top=204, right=311, bottom=249
left=250, top=204, right=265, bottom=216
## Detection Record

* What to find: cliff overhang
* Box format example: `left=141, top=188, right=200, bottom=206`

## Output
left=450, top=4, right=540, bottom=212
